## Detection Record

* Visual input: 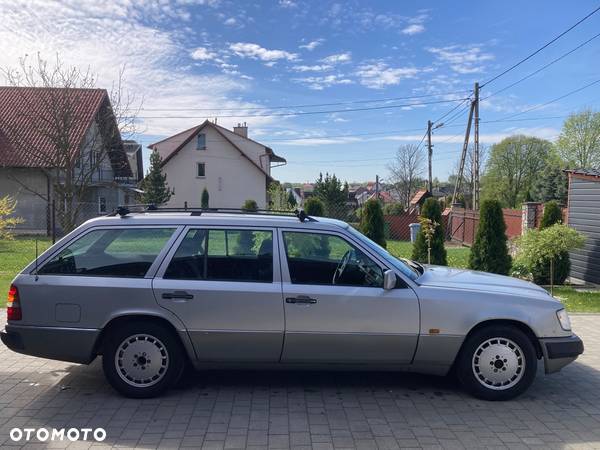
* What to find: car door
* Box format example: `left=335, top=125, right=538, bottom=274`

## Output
left=279, top=229, right=419, bottom=364
left=153, top=226, right=285, bottom=362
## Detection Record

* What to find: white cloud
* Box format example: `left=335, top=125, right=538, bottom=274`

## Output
left=384, top=127, right=560, bottom=145
left=292, top=64, right=332, bottom=72
left=401, top=24, right=425, bottom=35
left=356, top=62, right=419, bottom=89
left=320, top=52, right=352, bottom=64
left=279, top=0, right=297, bottom=8
left=0, top=0, right=275, bottom=136
left=299, top=39, right=324, bottom=51
left=427, top=45, right=494, bottom=74
left=292, top=74, right=353, bottom=90
left=229, top=42, right=298, bottom=62
left=224, top=17, right=237, bottom=26
left=190, top=47, right=217, bottom=61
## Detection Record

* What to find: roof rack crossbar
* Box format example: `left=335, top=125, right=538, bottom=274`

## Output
left=107, top=205, right=317, bottom=222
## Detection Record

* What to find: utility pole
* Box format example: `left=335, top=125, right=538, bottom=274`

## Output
left=472, top=82, right=480, bottom=210
left=452, top=100, right=475, bottom=206
left=427, top=120, right=433, bottom=193
left=375, top=174, right=379, bottom=201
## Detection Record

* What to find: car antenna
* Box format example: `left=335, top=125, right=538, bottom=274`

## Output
left=34, top=237, right=39, bottom=281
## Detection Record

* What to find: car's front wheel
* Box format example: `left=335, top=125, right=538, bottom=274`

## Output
left=102, top=321, right=185, bottom=398
left=456, top=325, right=537, bottom=401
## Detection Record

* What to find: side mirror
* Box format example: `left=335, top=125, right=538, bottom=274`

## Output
left=383, top=270, right=397, bottom=290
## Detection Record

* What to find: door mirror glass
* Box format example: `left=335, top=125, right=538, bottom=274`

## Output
left=383, top=270, right=397, bottom=290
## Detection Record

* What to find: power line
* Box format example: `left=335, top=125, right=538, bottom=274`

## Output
left=433, top=97, right=471, bottom=124
left=139, top=90, right=470, bottom=112
left=484, top=30, right=600, bottom=100
left=488, top=77, right=600, bottom=122
left=136, top=97, right=468, bottom=119
left=481, top=5, right=600, bottom=87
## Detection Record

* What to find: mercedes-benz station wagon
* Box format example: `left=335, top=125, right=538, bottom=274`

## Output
left=1, top=208, right=583, bottom=400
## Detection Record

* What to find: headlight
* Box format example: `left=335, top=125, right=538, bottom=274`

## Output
left=556, top=308, right=572, bottom=331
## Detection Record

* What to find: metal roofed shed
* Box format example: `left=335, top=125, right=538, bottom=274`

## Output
left=565, top=169, right=600, bottom=285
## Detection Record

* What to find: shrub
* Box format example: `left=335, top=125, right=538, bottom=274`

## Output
left=540, top=200, right=563, bottom=228
left=412, top=198, right=447, bottom=265
left=242, top=199, right=258, bottom=212
left=383, top=202, right=404, bottom=216
left=0, top=196, right=24, bottom=240
left=360, top=199, right=386, bottom=248
left=532, top=200, right=569, bottom=284
left=515, top=224, right=584, bottom=291
left=201, top=188, right=209, bottom=208
left=304, top=197, right=324, bottom=216
left=469, top=199, right=511, bottom=274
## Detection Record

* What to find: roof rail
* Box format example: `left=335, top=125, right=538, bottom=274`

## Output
left=107, top=205, right=317, bottom=222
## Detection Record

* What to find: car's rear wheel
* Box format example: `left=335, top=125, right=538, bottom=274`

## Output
left=102, top=321, right=184, bottom=398
left=456, top=325, right=537, bottom=401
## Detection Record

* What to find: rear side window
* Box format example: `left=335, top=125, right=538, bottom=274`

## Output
left=38, top=228, right=175, bottom=278
left=164, top=228, right=273, bottom=282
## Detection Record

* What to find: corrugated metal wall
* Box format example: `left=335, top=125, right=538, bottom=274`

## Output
left=568, top=176, right=600, bottom=284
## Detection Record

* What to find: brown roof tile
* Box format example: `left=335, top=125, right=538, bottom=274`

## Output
left=0, top=87, right=131, bottom=176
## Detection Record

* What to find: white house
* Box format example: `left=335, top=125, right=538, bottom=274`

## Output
left=149, top=121, right=286, bottom=209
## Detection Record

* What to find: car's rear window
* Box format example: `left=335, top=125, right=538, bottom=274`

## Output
left=38, top=228, right=175, bottom=278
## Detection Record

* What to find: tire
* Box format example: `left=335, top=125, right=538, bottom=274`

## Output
left=102, top=321, right=185, bottom=398
left=456, top=325, right=537, bottom=401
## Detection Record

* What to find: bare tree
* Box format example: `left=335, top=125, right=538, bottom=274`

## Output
left=0, top=54, right=140, bottom=232
left=386, top=144, right=425, bottom=209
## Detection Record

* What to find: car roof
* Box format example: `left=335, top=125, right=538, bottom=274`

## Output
left=81, top=212, right=350, bottom=231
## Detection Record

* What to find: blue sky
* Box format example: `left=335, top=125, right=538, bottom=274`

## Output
left=2, top=0, right=599, bottom=184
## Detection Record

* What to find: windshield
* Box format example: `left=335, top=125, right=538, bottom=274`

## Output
left=345, top=225, right=420, bottom=281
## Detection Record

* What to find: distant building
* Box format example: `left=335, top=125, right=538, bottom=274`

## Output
left=149, top=120, right=286, bottom=209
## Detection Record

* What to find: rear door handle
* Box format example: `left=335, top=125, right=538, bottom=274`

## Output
left=162, top=291, right=194, bottom=300
left=286, top=295, right=317, bottom=304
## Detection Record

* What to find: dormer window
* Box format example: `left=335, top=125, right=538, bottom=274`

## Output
left=197, top=133, right=206, bottom=150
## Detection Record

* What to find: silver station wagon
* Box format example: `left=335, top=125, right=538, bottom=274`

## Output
left=1, top=208, right=583, bottom=400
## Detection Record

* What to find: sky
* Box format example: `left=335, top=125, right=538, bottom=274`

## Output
left=1, top=0, right=599, bottom=184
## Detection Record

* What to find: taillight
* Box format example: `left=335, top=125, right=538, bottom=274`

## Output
left=7, top=284, right=21, bottom=321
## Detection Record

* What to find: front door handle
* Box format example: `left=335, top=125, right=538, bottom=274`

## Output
left=162, top=291, right=194, bottom=300
left=286, top=295, right=317, bottom=304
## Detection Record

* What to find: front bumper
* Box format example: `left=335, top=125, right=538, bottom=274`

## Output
left=1, top=324, right=99, bottom=364
left=539, top=334, right=584, bottom=374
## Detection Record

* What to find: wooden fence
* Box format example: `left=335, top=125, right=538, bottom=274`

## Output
left=448, top=207, right=522, bottom=246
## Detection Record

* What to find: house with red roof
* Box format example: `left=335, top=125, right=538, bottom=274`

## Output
left=0, top=86, right=135, bottom=233
left=149, top=121, right=286, bottom=209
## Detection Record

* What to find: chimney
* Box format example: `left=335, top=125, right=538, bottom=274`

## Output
left=233, top=122, right=248, bottom=138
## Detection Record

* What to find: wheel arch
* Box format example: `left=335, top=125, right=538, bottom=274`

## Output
left=93, top=313, right=195, bottom=362
left=459, top=319, right=543, bottom=363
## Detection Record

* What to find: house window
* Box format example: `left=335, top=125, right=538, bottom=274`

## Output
left=197, top=134, right=206, bottom=150
left=197, top=163, right=206, bottom=177
left=98, top=196, right=107, bottom=214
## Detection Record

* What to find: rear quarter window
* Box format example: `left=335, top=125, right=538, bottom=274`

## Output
left=38, top=227, right=175, bottom=278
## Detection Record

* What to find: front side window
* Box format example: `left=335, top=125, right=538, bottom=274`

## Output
left=283, top=231, right=383, bottom=287
left=39, top=228, right=175, bottom=278
left=165, top=229, right=273, bottom=282
left=197, top=133, right=206, bottom=150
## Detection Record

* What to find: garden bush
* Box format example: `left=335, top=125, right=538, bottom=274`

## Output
left=468, top=199, right=511, bottom=274
left=412, top=198, right=447, bottom=265
left=242, top=199, right=258, bottom=212
left=304, top=197, right=324, bottom=216
left=360, top=199, right=386, bottom=248
left=531, top=200, right=570, bottom=284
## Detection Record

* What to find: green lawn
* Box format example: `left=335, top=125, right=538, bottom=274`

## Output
left=1, top=236, right=599, bottom=314
left=387, top=240, right=470, bottom=269
left=0, top=236, right=52, bottom=294
left=551, top=287, right=600, bottom=313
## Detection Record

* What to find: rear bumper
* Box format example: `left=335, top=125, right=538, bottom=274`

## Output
left=1, top=324, right=99, bottom=364
left=539, top=334, right=584, bottom=374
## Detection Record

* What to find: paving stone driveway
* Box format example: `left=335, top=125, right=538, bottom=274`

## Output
left=1, top=314, right=599, bottom=449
